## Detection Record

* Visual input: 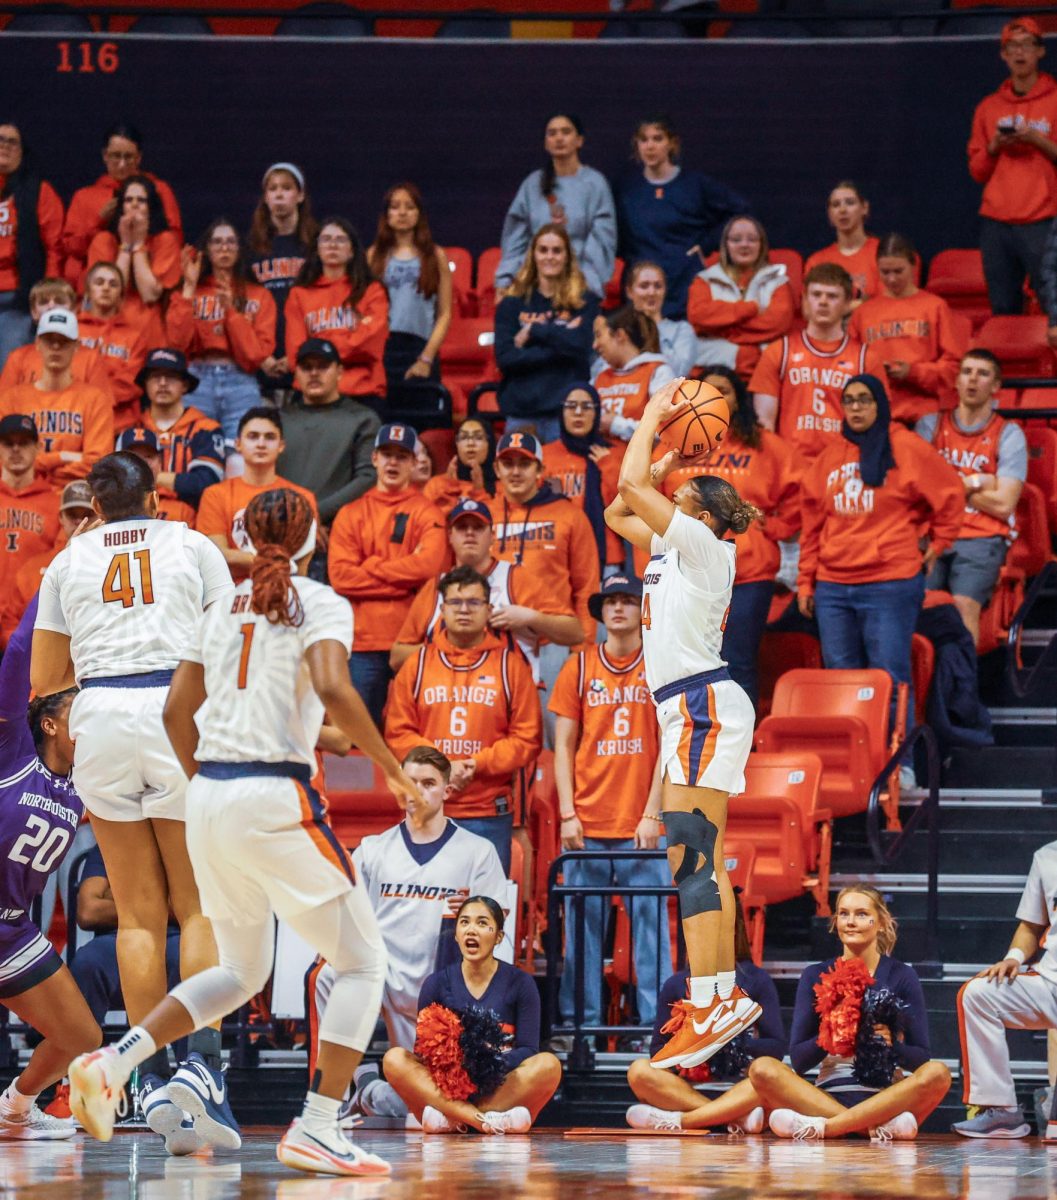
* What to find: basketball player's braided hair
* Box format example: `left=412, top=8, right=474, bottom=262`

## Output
left=243, top=488, right=314, bottom=628
left=688, top=475, right=762, bottom=536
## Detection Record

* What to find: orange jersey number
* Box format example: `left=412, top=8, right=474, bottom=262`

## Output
left=102, top=549, right=155, bottom=608
left=237, top=623, right=255, bottom=690
left=641, top=593, right=652, bottom=631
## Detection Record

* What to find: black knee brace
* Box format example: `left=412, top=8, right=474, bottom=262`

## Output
left=662, top=807, right=721, bottom=917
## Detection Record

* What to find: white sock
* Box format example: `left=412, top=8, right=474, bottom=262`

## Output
left=689, top=975, right=717, bottom=1007
left=113, top=1026, right=158, bottom=1074
left=301, top=1091, right=342, bottom=1138
left=717, top=971, right=736, bottom=1000
left=2, top=1082, right=36, bottom=1115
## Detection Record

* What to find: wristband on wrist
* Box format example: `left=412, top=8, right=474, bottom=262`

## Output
left=560, top=813, right=577, bottom=822
left=1007, top=947, right=1026, bottom=965
left=643, top=813, right=664, bottom=824
left=418, top=354, right=434, bottom=366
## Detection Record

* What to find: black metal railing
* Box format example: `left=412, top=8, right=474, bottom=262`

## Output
left=865, top=723, right=941, bottom=975
left=545, top=849, right=679, bottom=1070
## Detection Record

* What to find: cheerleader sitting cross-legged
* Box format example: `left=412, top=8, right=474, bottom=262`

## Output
left=749, top=885, right=951, bottom=1142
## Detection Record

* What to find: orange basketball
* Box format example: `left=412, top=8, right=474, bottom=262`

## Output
left=657, top=380, right=730, bottom=461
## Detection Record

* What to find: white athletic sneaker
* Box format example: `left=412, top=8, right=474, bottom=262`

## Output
left=0, top=1100, right=76, bottom=1141
left=422, top=1105, right=464, bottom=1134
left=481, top=1106, right=531, bottom=1134
left=276, top=1117, right=391, bottom=1177
left=625, top=1104, right=682, bottom=1131
left=769, top=1109, right=827, bottom=1141
left=728, top=1106, right=765, bottom=1135
left=870, top=1111, right=918, bottom=1143
left=69, top=1046, right=128, bottom=1142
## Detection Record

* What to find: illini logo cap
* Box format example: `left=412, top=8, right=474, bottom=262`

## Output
left=118, top=427, right=161, bottom=453
left=496, top=431, right=543, bottom=464
left=448, top=498, right=492, bottom=526
left=375, top=423, right=418, bottom=452
left=36, top=307, right=78, bottom=341
left=0, top=414, right=38, bottom=441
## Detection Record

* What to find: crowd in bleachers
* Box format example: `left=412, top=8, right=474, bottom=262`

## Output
left=2, top=11, right=1057, bottom=1138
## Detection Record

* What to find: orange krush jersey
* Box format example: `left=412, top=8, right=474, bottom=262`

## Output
left=195, top=475, right=319, bottom=581
left=548, top=644, right=657, bottom=839
left=386, top=629, right=542, bottom=820
left=0, top=382, right=114, bottom=484
left=489, top=488, right=599, bottom=637
left=284, top=278, right=389, bottom=398
left=929, top=410, right=1015, bottom=542
left=798, top=427, right=964, bottom=591
left=848, top=291, right=967, bottom=423
left=328, top=486, right=448, bottom=651
left=542, top=438, right=623, bottom=565
left=804, top=239, right=881, bottom=304
left=749, top=330, right=881, bottom=460
left=664, top=429, right=800, bottom=583
left=165, top=280, right=277, bottom=375
left=0, top=180, right=64, bottom=291
left=0, top=343, right=110, bottom=396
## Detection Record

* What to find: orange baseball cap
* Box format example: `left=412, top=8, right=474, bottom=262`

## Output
left=1002, top=16, right=1043, bottom=45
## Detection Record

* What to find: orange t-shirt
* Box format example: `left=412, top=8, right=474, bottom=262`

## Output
left=385, top=630, right=542, bottom=820
left=0, top=180, right=64, bottom=291
left=422, top=474, right=493, bottom=515
left=87, top=229, right=182, bottom=319
left=488, top=489, right=599, bottom=638
left=284, top=278, right=388, bottom=398
left=548, top=643, right=657, bottom=839
left=0, top=381, right=114, bottom=483
left=848, top=290, right=968, bottom=423
left=165, top=280, right=277, bottom=375
left=798, top=427, right=965, bottom=591
left=804, top=238, right=881, bottom=304
left=541, top=438, right=622, bottom=566
left=0, top=343, right=110, bottom=395
left=663, top=429, right=800, bottom=584
left=77, top=309, right=155, bottom=430
left=195, top=474, right=319, bottom=581
left=749, top=330, right=882, bottom=461
left=61, top=172, right=182, bottom=287
left=328, top=486, right=448, bottom=651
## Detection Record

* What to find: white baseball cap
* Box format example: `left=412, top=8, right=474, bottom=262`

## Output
left=37, top=307, right=79, bottom=341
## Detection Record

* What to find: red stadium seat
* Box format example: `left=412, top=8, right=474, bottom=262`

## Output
left=722, top=841, right=766, bottom=963
left=976, top=316, right=1055, bottom=378
left=926, top=249, right=991, bottom=329
left=321, top=752, right=402, bottom=849
left=1017, top=387, right=1057, bottom=428
left=419, top=427, right=455, bottom=474
left=910, top=633, right=934, bottom=727
left=977, top=565, right=1025, bottom=657
left=602, top=256, right=625, bottom=310
left=476, top=246, right=503, bottom=316
left=755, top=669, right=903, bottom=825
left=728, top=751, right=830, bottom=917
left=1026, top=426, right=1057, bottom=534
left=528, top=751, right=559, bottom=942
left=445, top=245, right=475, bottom=317
left=1007, top=481, right=1053, bottom=578
left=440, top=316, right=497, bottom=400
left=756, top=631, right=823, bottom=719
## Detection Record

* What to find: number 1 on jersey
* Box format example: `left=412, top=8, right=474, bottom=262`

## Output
left=102, top=549, right=154, bottom=608
left=237, top=623, right=255, bottom=689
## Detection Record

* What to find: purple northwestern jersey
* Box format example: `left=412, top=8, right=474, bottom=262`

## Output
left=0, top=595, right=82, bottom=921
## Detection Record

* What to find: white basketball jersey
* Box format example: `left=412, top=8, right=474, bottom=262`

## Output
left=1017, top=840, right=1057, bottom=985
left=424, top=560, right=541, bottom=681
left=641, top=508, right=735, bottom=694
left=188, top=576, right=353, bottom=767
left=36, top=519, right=232, bottom=682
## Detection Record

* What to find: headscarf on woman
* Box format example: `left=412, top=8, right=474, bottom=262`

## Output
left=557, top=381, right=608, bottom=569
left=841, top=373, right=896, bottom=488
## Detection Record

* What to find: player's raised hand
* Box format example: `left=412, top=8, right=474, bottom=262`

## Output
left=649, top=448, right=683, bottom=486
left=645, top=377, right=687, bottom=421
left=383, top=766, right=420, bottom=811
left=71, top=514, right=104, bottom=538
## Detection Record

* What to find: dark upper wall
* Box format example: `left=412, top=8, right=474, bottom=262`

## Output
left=0, top=33, right=1021, bottom=266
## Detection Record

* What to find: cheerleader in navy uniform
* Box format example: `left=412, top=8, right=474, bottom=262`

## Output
left=626, top=896, right=785, bottom=1132
left=749, top=885, right=951, bottom=1141
left=383, top=896, right=561, bottom=1133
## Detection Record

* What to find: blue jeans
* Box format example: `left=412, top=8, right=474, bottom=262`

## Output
left=721, top=579, right=774, bottom=712
left=0, top=293, right=32, bottom=374
left=348, top=651, right=392, bottom=729
left=814, top=573, right=925, bottom=723
left=189, top=361, right=263, bottom=449
left=559, top=839, right=671, bottom=1028
left=455, top=813, right=514, bottom=875
left=504, top=415, right=561, bottom=444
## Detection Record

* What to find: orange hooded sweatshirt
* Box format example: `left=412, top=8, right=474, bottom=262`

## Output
left=284, top=278, right=388, bottom=398
left=328, top=485, right=448, bottom=651
left=968, top=72, right=1057, bottom=223
left=165, top=279, right=277, bottom=374
left=77, top=309, right=154, bottom=430
left=385, top=627, right=542, bottom=820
